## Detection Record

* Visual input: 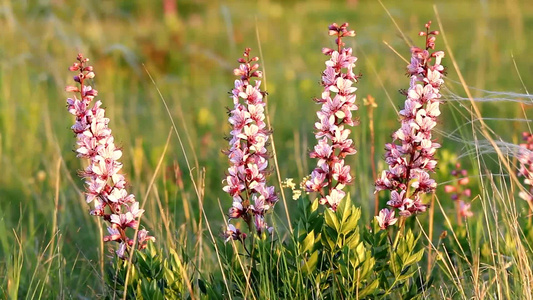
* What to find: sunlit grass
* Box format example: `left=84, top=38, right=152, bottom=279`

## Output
left=2, top=0, right=533, bottom=298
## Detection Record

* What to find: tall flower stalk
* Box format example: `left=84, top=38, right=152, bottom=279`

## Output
left=223, top=48, right=278, bottom=240
left=444, top=162, right=473, bottom=224
left=304, top=23, right=359, bottom=211
left=375, top=21, right=445, bottom=229
left=65, top=54, right=154, bottom=258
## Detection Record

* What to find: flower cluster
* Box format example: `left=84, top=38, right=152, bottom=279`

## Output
left=304, top=23, right=359, bottom=211
left=65, top=54, right=154, bottom=258
left=444, top=163, right=473, bottom=219
left=222, top=48, right=278, bottom=240
left=517, top=132, right=533, bottom=202
left=375, top=21, right=445, bottom=229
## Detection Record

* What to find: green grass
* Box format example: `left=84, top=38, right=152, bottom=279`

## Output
left=2, top=0, right=533, bottom=298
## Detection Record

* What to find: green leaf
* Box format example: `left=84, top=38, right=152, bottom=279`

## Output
left=339, top=214, right=358, bottom=236
left=198, top=278, right=207, bottom=294
left=379, top=271, right=391, bottom=290
left=404, top=230, right=418, bottom=251
left=336, top=193, right=352, bottom=224
left=163, top=267, right=175, bottom=284
left=296, top=220, right=306, bottom=240
left=390, top=253, right=402, bottom=276
left=169, top=248, right=183, bottom=271
left=323, top=227, right=337, bottom=250
left=140, top=279, right=164, bottom=300
left=324, top=208, right=340, bottom=231
left=403, top=249, right=424, bottom=267
left=359, top=257, right=375, bottom=280
left=358, top=278, right=380, bottom=298
left=397, top=269, right=417, bottom=282
left=300, top=230, right=316, bottom=253
left=303, top=251, right=319, bottom=274
left=311, top=198, right=319, bottom=212
left=136, top=252, right=152, bottom=277
left=352, top=241, right=366, bottom=266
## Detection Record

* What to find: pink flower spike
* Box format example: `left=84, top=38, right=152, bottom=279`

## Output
left=64, top=54, right=154, bottom=259
left=305, top=23, right=359, bottom=211
left=375, top=21, right=444, bottom=222
left=446, top=162, right=474, bottom=224
left=223, top=48, right=277, bottom=239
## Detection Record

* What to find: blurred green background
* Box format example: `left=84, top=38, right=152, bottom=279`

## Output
left=1, top=0, right=533, bottom=297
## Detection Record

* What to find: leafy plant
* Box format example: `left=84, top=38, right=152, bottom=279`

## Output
left=105, top=243, right=192, bottom=299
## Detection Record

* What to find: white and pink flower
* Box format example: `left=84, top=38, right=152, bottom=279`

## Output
left=374, top=21, right=445, bottom=229
left=65, top=54, right=154, bottom=258
left=376, top=208, right=398, bottom=230
left=305, top=23, right=359, bottom=211
left=223, top=48, right=277, bottom=239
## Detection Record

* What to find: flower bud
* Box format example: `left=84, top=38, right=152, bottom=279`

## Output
left=322, top=47, right=334, bottom=55
left=69, top=63, right=80, bottom=71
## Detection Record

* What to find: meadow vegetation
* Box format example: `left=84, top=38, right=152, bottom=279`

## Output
left=2, top=0, right=533, bottom=299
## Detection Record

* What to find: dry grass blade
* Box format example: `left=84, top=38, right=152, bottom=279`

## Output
left=143, top=64, right=232, bottom=298
left=122, top=128, right=199, bottom=299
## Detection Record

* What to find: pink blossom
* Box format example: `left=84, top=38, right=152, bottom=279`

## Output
left=305, top=23, right=359, bottom=211
left=128, top=202, right=144, bottom=218
left=375, top=170, right=393, bottom=192
left=305, top=169, right=328, bottom=192
left=116, top=242, right=127, bottom=258
left=111, top=212, right=138, bottom=229
left=103, top=226, right=122, bottom=242
left=387, top=190, right=405, bottom=208
left=310, top=138, right=333, bottom=164
left=137, top=229, right=155, bottom=250
left=224, top=224, right=246, bottom=243
left=228, top=201, right=245, bottom=219
left=332, top=160, right=352, bottom=187
left=376, top=208, right=398, bottom=230
left=375, top=22, right=445, bottom=227
left=65, top=54, right=154, bottom=259
left=444, top=185, right=456, bottom=193
left=223, top=175, right=245, bottom=197
left=411, top=170, right=436, bottom=193
left=325, top=189, right=346, bottom=210
left=458, top=200, right=473, bottom=218
left=253, top=214, right=269, bottom=235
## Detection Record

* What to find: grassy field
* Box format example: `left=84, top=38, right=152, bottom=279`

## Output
left=2, top=0, right=533, bottom=298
